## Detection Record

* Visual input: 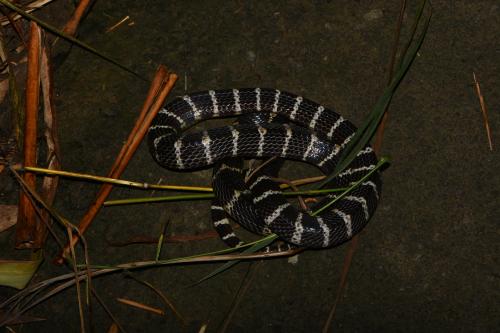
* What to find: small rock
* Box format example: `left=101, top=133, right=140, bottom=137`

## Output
left=246, top=50, right=256, bottom=62
left=363, top=9, right=383, bottom=21
left=287, top=254, right=299, bottom=265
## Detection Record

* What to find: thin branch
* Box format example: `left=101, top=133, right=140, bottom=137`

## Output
left=472, top=72, right=493, bottom=151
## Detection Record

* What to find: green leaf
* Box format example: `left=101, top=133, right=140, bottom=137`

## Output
left=0, top=251, right=43, bottom=289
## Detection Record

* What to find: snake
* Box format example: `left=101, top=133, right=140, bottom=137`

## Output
left=147, top=88, right=382, bottom=248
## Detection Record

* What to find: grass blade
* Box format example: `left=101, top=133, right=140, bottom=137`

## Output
left=312, top=157, right=388, bottom=216
left=0, top=251, right=43, bottom=289
left=316, top=1, right=431, bottom=189
left=194, top=234, right=278, bottom=285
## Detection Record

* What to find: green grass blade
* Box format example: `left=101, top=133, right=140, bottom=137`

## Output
left=154, top=222, right=168, bottom=261
left=194, top=234, right=278, bottom=285
left=104, top=193, right=215, bottom=206
left=315, top=1, right=431, bottom=189
left=396, top=0, right=429, bottom=72
left=312, top=157, right=389, bottom=216
left=103, top=187, right=348, bottom=206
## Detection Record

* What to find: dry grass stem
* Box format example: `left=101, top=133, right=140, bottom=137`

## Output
left=220, top=261, right=263, bottom=333
left=0, top=6, right=26, bottom=46
left=244, top=156, right=278, bottom=182
left=106, top=16, right=130, bottom=33
left=0, top=0, right=56, bottom=26
left=0, top=244, right=301, bottom=323
left=286, top=175, right=325, bottom=187
left=105, top=228, right=222, bottom=247
left=272, top=177, right=309, bottom=211
left=322, top=235, right=360, bottom=333
left=22, top=165, right=325, bottom=193
left=37, top=34, right=61, bottom=247
left=116, top=298, right=165, bottom=316
left=22, top=166, right=212, bottom=192
left=126, top=274, right=186, bottom=325
left=473, top=72, right=493, bottom=151
left=67, top=226, right=86, bottom=333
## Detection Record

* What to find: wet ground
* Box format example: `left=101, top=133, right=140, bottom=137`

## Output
left=1, top=0, right=499, bottom=332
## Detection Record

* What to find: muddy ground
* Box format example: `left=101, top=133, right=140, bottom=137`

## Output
left=0, top=1, right=499, bottom=332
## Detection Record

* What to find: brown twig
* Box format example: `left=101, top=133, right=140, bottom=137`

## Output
left=323, top=2, right=406, bottom=331
left=373, top=0, right=406, bottom=152
left=62, top=0, right=92, bottom=37
left=244, top=156, right=278, bottom=182
left=0, top=246, right=302, bottom=325
left=55, top=67, right=178, bottom=263
left=116, top=298, right=165, bottom=316
left=271, top=177, right=309, bottom=211
left=322, top=236, right=359, bottom=333
left=66, top=226, right=86, bottom=333
left=472, top=72, right=493, bottom=151
left=105, top=16, right=130, bottom=33
left=105, top=229, right=224, bottom=247
left=126, top=273, right=186, bottom=325
left=15, top=21, right=41, bottom=249
left=91, top=287, right=127, bottom=333
left=219, top=261, right=263, bottom=333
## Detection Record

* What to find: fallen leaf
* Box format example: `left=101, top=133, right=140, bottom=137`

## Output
left=0, top=256, right=43, bottom=289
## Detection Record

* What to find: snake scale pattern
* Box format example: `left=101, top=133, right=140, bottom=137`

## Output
left=148, top=88, right=382, bottom=248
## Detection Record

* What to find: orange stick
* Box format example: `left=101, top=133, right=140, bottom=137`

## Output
left=15, top=22, right=41, bottom=249
left=56, top=67, right=177, bottom=263
left=473, top=72, right=493, bottom=151
left=63, top=0, right=92, bottom=37
left=116, top=297, right=165, bottom=316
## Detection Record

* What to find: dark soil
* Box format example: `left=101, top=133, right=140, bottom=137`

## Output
left=1, top=1, right=499, bottom=332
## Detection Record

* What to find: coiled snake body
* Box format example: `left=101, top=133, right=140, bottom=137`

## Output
left=148, top=88, right=381, bottom=248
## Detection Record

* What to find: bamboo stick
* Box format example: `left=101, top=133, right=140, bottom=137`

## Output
left=15, top=22, right=41, bottom=249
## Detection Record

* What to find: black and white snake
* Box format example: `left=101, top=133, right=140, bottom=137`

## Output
left=148, top=88, right=381, bottom=248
